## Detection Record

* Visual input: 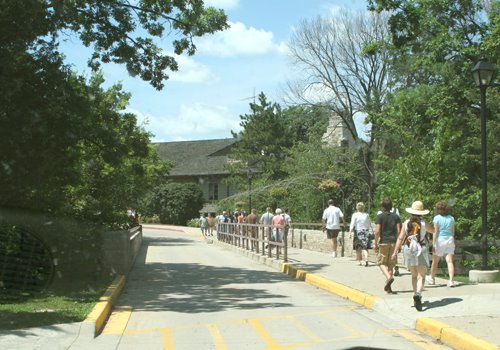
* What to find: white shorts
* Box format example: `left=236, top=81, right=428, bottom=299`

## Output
left=434, top=236, right=455, bottom=257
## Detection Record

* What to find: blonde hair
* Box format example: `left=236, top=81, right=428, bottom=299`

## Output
left=356, top=202, right=365, bottom=211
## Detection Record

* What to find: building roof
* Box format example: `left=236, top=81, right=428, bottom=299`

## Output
left=154, top=138, right=238, bottom=177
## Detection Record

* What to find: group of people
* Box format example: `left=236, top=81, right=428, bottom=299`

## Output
left=323, top=197, right=456, bottom=312
left=202, top=208, right=292, bottom=246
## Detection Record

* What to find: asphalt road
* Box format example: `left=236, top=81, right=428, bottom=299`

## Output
left=87, top=226, right=450, bottom=350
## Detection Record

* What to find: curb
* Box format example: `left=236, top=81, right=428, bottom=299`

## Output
left=416, top=318, right=499, bottom=350
left=214, top=240, right=499, bottom=350
left=79, top=274, right=126, bottom=339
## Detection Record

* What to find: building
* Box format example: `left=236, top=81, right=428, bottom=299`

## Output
left=154, top=138, right=238, bottom=214
left=321, top=114, right=355, bottom=148
left=154, top=114, right=352, bottom=214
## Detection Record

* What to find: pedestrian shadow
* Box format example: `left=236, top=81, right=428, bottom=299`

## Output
left=423, top=297, right=463, bottom=310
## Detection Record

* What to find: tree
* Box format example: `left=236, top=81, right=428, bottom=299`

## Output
left=0, top=0, right=223, bottom=225
left=229, top=92, right=296, bottom=181
left=368, top=0, right=499, bottom=240
left=286, top=9, right=391, bottom=204
left=141, top=182, right=203, bottom=225
left=1, top=0, right=228, bottom=90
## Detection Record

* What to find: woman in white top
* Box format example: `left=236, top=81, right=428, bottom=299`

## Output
left=349, top=202, right=372, bottom=266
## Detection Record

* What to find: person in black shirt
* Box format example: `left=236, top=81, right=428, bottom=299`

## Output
left=374, top=198, right=401, bottom=293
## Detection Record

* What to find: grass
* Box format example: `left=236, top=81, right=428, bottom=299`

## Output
left=0, top=284, right=107, bottom=331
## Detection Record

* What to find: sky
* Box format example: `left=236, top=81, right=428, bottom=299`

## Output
left=61, top=0, right=368, bottom=142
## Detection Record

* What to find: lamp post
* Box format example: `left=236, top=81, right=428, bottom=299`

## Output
left=246, top=168, right=253, bottom=214
left=471, top=58, right=496, bottom=269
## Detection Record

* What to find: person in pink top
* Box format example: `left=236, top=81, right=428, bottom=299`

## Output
left=272, top=208, right=285, bottom=243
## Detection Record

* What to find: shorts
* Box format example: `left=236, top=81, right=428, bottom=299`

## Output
left=404, top=245, right=430, bottom=267
left=434, top=237, right=455, bottom=257
left=273, top=229, right=284, bottom=242
left=326, top=229, right=340, bottom=239
left=377, top=243, right=396, bottom=269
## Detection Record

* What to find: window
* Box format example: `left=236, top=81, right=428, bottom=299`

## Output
left=208, top=183, right=218, bottom=200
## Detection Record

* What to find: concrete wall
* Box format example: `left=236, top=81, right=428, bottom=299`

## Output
left=102, top=226, right=143, bottom=276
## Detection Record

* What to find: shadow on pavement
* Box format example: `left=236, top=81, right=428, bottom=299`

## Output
left=117, top=238, right=296, bottom=313
left=145, top=236, right=194, bottom=247
left=423, top=297, right=463, bottom=311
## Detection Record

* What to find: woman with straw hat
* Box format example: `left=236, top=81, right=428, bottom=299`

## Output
left=392, top=200, right=432, bottom=311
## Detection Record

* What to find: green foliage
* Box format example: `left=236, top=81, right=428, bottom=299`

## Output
left=0, top=0, right=228, bottom=90
left=370, top=0, right=499, bottom=241
left=141, top=182, right=203, bottom=225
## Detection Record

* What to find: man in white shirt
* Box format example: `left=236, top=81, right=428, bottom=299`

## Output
left=260, top=207, right=274, bottom=244
left=322, top=199, right=345, bottom=258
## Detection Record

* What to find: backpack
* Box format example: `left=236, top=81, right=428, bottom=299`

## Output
left=405, top=218, right=423, bottom=256
left=405, top=218, right=421, bottom=244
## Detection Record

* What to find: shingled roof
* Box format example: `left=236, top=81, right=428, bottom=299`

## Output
left=154, top=138, right=238, bottom=177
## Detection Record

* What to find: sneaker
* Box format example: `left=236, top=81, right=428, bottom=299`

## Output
left=413, top=295, right=422, bottom=311
left=331, top=252, right=337, bottom=258
left=426, top=275, right=435, bottom=285
left=447, top=280, right=456, bottom=288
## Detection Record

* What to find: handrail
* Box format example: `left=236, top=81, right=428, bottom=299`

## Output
left=216, top=222, right=288, bottom=262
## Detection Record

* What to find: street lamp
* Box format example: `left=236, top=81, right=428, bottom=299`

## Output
left=471, top=57, right=496, bottom=269
left=246, top=168, right=253, bottom=214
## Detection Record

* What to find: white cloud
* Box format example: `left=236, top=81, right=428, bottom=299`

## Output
left=195, top=21, right=284, bottom=57
left=128, top=104, right=241, bottom=142
left=169, top=55, right=218, bottom=83
left=203, top=0, right=239, bottom=10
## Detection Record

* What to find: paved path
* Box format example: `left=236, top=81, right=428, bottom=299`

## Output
left=0, top=224, right=498, bottom=350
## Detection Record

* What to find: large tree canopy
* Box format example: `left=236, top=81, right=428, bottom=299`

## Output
left=1, top=0, right=228, bottom=89
left=368, top=0, right=499, bottom=240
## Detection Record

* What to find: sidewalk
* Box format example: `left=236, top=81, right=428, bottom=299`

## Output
left=219, top=237, right=500, bottom=350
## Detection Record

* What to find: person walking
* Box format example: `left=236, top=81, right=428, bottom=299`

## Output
left=392, top=201, right=431, bottom=311
left=427, top=200, right=456, bottom=287
left=349, top=202, right=371, bottom=267
left=200, top=213, right=208, bottom=236
left=207, top=213, right=215, bottom=236
left=322, top=199, right=345, bottom=258
left=283, top=208, right=292, bottom=242
left=246, top=208, right=259, bottom=251
left=377, top=206, right=401, bottom=276
left=272, top=208, right=285, bottom=244
left=374, top=197, right=401, bottom=293
left=260, top=207, right=274, bottom=247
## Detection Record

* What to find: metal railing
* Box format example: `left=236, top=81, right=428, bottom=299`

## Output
left=216, top=222, right=288, bottom=262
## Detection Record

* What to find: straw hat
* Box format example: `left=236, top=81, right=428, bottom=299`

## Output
left=405, top=201, right=429, bottom=215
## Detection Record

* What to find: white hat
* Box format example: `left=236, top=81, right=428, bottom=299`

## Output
left=405, top=201, right=429, bottom=215
left=275, top=208, right=282, bottom=214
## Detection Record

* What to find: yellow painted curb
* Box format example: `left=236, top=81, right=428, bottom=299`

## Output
left=416, top=317, right=499, bottom=350
left=279, top=263, right=379, bottom=309
left=84, top=274, right=126, bottom=336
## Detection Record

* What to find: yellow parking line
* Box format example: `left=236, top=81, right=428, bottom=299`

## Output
left=249, top=319, right=281, bottom=349
left=161, top=328, right=175, bottom=350
left=207, top=324, right=229, bottom=350
left=102, top=306, right=132, bottom=335
left=286, top=316, right=323, bottom=343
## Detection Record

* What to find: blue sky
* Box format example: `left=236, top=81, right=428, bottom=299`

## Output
left=61, top=0, right=368, bottom=142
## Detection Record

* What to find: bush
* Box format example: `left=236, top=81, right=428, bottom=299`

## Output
left=141, top=182, right=203, bottom=225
